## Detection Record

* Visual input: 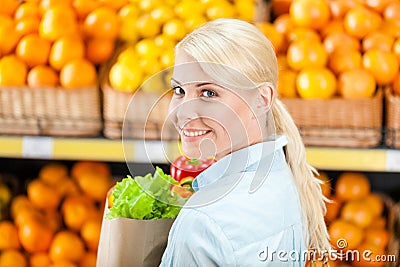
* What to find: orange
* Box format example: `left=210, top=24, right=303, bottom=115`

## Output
left=338, top=68, right=376, bottom=98
left=323, top=32, right=360, bottom=54
left=50, top=261, right=78, bottom=267
left=162, top=18, right=186, bottom=41
left=16, top=34, right=51, bottom=67
left=272, top=0, right=292, bottom=16
left=369, top=216, right=387, bottom=229
left=393, top=38, right=400, bottom=62
left=85, top=38, right=115, bottom=64
left=328, top=0, right=357, bottom=19
left=99, top=0, right=128, bottom=10
left=81, top=218, right=102, bottom=251
left=15, top=17, right=40, bottom=36
left=71, top=161, right=111, bottom=180
left=287, top=40, right=327, bottom=70
left=379, top=18, right=400, bottom=38
left=72, top=0, right=100, bottom=19
left=0, top=55, right=28, bottom=86
left=341, top=199, right=374, bottom=228
left=329, top=219, right=363, bottom=250
left=60, top=58, right=97, bottom=89
left=383, top=1, right=400, bottom=19
left=362, top=49, right=399, bottom=85
left=364, top=0, right=393, bottom=13
left=273, top=14, right=294, bottom=35
left=289, top=0, right=330, bottom=30
left=343, top=6, right=382, bottom=39
left=39, top=6, right=77, bottom=42
left=0, top=221, right=20, bottom=250
left=49, top=35, right=85, bottom=70
left=328, top=49, right=362, bottom=75
left=18, top=219, right=54, bottom=253
left=320, top=19, right=344, bottom=38
left=305, top=260, right=338, bottom=267
left=363, top=193, right=384, bottom=217
left=83, top=7, right=119, bottom=40
left=0, top=15, right=21, bottom=55
left=286, top=27, right=320, bottom=43
left=30, top=252, right=52, bottom=267
left=277, top=69, right=297, bottom=98
left=44, top=209, right=63, bottom=232
left=61, top=195, right=98, bottom=231
left=39, top=0, right=72, bottom=14
left=393, top=73, right=400, bottom=96
left=277, top=53, right=289, bottom=71
left=151, top=5, right=175, bottom=24
left=39, top=163, right=69, bottom=185
left=318, top=172, right=331, bottom=197
left=14, top=2, right=40, bottom=20
left=14, top=206, right=44, bottom=227
left=0, top=249, right=27, bottom=267
left=76, top=171, right=112, bottom=202
left=10, top=195, right=33, bottom=219
left=362, top=31, right=394, bottom=52
left=27, top=65, right=59, bottom=88
left=352, top=243, right=386, bottom=267
left=296, top=67, right=336, bottom=99
left=80, top=252, right=97, bottom=267
left=364, top=228, right=389, bottom=248
left=335, top=172, right=370, bottom=201
left=27, top=179, right=61, bottom=210
left=325, top=196, right=342, bottom=222
left=55, top=177, right=80, bottom=197
left=49, top=230, right=85, bottom=263
left=0, top=0, right=19, bottom=16
left=256, top=22, right=285, bottom=53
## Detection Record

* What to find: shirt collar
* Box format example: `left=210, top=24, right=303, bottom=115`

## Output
left=192, top=135, right=288, bottom=191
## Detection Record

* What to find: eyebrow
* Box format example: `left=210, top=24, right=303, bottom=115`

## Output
left=170, top=78, right=219, bottom=88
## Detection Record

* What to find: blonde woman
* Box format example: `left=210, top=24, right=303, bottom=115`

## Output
left=161, top=18, right=329, bottom=266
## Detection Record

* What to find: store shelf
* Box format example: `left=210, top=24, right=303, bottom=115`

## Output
left=0, top=135, right=400, bottom=172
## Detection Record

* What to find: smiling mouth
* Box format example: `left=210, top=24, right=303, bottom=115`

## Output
left=181, top=129, right=212, bottom=137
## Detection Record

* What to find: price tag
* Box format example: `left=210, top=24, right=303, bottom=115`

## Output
left=22, top=136, right=54, bottom=159
left=386, top=150, right=400, bottom=172
left=133, top=140, right=167, bottom=163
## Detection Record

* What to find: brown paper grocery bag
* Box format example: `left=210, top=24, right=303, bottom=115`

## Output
left=96, top=197, right=174, bottom=267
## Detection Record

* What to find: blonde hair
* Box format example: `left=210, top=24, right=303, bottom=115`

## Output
left=176, top=18, right=330, bottom=252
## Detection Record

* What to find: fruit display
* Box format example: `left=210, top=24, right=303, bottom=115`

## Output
left=0, top=162, right=114, bottom=267
left=317, top=172, right=392, bottom=267
left=107, top=0, right=256, bottom=93
left=267, top=0, right=400, bottom=99
left=0, top=0, right=120, bottom=89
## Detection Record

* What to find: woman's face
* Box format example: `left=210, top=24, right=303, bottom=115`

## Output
left=168, top=51, right=264, bottom=160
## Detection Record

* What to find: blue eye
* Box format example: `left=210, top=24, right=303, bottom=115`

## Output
left=202, top=89, right=217, bottom=97
left=173, top=86, right=185, bottom=95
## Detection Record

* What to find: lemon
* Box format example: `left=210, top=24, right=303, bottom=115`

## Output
left=150, top=5, right=175, bottom=24
left=117, top=46, right=139, bottom=67
left=136, top=14, right=160, bottom=38
left=184, top=16, right=207, bottom=31
left=160, top=49, right=175, bottom=68
left=206, top=0, right=236, bottom=20
left=235, top=0, right=255, bottom=22
left=119, top=16, right=139, bottom=42
left=138, top=0, right=162, bottom=12
left=141, top=73, right=167, bottom=93
left=118, top=3, right=139, bottom=19
left=162, top=19, right=187, bottom=41
left=109, top=62, right=143, bottom=92
left=154, top=34, right=176, bottom=49
left=175, top=0, right=206, bottom=20
left=135, top=38, right=161, bottom=59
left=139, top=57, right=162, bottom=76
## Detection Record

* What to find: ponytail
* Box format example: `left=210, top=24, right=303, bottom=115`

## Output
left=271, top=98, right=330, bottom=252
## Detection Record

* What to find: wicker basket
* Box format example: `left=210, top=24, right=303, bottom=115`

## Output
left=102, top=83, right=177, bottom=140
left=0, top=86, right=102, bottom=136
left=386, top=198, right=400, bottom=267
left=385, top=89, right=400, bottom=149
left=280, top=90, right=383, bottom=147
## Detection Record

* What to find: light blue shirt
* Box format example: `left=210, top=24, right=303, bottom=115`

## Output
left=160, top=136, right=307, bottom=267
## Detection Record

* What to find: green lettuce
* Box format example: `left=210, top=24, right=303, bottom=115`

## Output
left=106, top=167, right=188, bottom=220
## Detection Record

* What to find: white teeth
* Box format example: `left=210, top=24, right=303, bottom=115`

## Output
left=182, top=130, right=208, bottom=137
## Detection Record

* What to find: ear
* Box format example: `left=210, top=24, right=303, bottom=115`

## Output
left=256, top=83, right=274, bottom=111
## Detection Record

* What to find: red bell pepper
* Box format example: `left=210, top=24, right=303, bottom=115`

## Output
left=170, top=156, right=215, bottom=182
